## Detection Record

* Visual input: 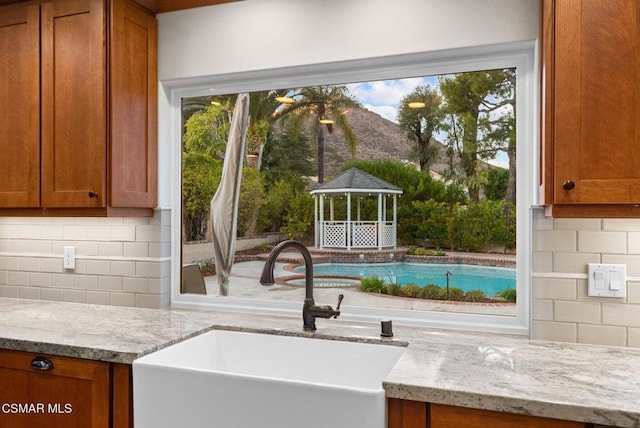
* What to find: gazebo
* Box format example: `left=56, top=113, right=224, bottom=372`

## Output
left=310, top=168, right=403, bottom=250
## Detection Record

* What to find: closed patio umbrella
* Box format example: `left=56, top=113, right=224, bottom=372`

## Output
left=210, top=93, right=250, bottom=296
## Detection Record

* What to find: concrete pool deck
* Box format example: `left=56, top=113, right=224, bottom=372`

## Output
left=203, top=249, right=517, bottom=317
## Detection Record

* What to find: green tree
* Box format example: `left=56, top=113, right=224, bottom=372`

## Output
left=484, top=167, right=509, bottom=201
left=273, top=85, right=361, bottom=183
left=182, top=104, right=230, bottom=241
left=397, top=85, right=444, bottom=171
left=439, top=69, right=515, bottom=202
left=182, top=153, right=222, bottom=241
left=237, top=167, right=265, bottom=236
left=280, top=192, right=315, bottom=240
left=261, top=121, right=314, bottom=182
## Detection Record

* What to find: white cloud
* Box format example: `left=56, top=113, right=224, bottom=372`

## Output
left=347, top=76, right=440, bottom=123
left=364, top=104, right=399, bottom=123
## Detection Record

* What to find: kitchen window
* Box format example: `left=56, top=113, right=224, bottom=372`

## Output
left=168, top=43, right=537, bottom=335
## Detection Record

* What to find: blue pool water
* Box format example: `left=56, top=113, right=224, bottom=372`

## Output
left=297, top=263, right=515, bottom=296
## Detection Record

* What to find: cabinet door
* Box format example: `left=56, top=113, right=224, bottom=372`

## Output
left=0, top=349, right=110, bottom=428
left=552, top=0, right=640, bottom=205
left=0, top=3, right=40, bottom=207
left=41, top=0, right=107, bottom=208
left=387, top=398, right=428, bottom=428
left=430, top=403, right=585, bottom=428
left=110, top=0, right=158, bottom=208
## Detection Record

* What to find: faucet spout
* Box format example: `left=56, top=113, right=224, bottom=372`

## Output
left=259, top=240, right=342, bottom=331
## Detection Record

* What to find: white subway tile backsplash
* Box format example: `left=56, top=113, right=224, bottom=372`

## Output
left=40, top=258, right=63, bottom=273
left=99, top=242, right=123, bottom=257
left=0, top=285, right=18, bottom=298
left=86, top=291, right=111, bottom=305
left=578, top=324, right=626, bottom=347
left=533, top=230, right=576, bottom=252
left=63, top=226, right=87, bottom=240
left=601, top=254, right=640, bottom=276
left=86, top=226, right=111, bottom=240
left=603, top=219, right=640, bottom=231
left=74, top=275, right=97, bottom=290
left=29, top=273, right=51, bottom=287
left=554, top=218, right=602, bottom=230
left=629, top=232, right=640, bottom=253
left=75, top=241, right=99, bottom=256
left=533, top=210, right=640, bottom=346
left=628, top=328, right=640, bottom=348
left=63, top=289, right=86, bottom=303
left=111, top=226, right=136, bottom=241
left=0, top=257, right=18, bottom=271
left=602, top=303, right=640, bottom=327
left=136, top=261, right=160, bottom=279
left=86, top=260, right=111, bottom=275
left=19, top=287, right=41, bottom=300
left=532, top=320, right=577, bottom=342
left=110, top=292, right=136, bottom=307
left=628, top=281, right=640, bottom=304
left=41, top=226, right=64, bottom=240
left=555, top=301, right=601, bottom=324
left=123, top=277, right=148, bottom=293
left=18, top=258, right=40, bottom=272
left=30, top=240, right=53, bottom=254
left=51, top=273, right=75, bottom=289
left=8, top=272, right=29, bottom=286
left=149, top=242, right=170, bottom=258
left=2, top=209, right=168, bottom=309
left=577, top=231, right=627, bottom=253
left=111, top=261, right=136, bottom=277
left=532, top=277, right=577, bottom=300
left=553, top=252, right=600, bottom=273
left=532, top=299, right=553, bottom=320
left=98, top=276, right=123, bottom=292
left=136, top=225, right=161, bottom=243
left=532, top=251, right=553, bottom=272
left=124, top=242, right=149, bottom=258
left=8, top=240, right=30, bottom=252
left=40, top=288, right=63, bottom=302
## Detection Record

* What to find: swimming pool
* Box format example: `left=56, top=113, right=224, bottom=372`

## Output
left=296, top=263, right=515, bottom=296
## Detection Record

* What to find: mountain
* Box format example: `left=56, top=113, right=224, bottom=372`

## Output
left=319, top=108, right=452, bottom=180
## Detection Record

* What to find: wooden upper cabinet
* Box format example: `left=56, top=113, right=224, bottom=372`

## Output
left=0, top=0, right=157, bottom=216
left=41, top=0, right=107, bottom=209
left=0, top=3, right=40, bottom=207
left=110, top=0, right=157, bottom=209
left=543, top=0, right=640, bottom=216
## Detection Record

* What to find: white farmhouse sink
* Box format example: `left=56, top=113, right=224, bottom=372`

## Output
left=133, top=329, right=405, bottom=428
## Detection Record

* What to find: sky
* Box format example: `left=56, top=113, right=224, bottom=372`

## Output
left=345, top=75, right=510, bottom=169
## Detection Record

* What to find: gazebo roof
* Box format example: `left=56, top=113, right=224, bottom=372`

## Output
left=310, top=168, right=403, bottom=195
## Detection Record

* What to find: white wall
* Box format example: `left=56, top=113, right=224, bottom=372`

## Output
left=157, top=0, right=539, bottom=81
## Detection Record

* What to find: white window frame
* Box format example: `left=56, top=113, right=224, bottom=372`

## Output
left=167, top=42, right=538, bottom=335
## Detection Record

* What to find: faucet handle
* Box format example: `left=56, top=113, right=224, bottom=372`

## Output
left=333, top=294, right=344, bottom=318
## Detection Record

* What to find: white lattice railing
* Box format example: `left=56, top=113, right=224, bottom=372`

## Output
left=320, top=221, right=396, bottom=248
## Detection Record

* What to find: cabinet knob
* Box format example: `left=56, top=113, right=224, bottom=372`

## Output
left=30, top=356, right=54, bottom=371
left=562, top=180, right=576, bottom=191
left=88, top=190, right=99, bottom=198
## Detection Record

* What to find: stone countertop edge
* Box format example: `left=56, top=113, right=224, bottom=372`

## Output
left=1, top=297, right=640, bottom=427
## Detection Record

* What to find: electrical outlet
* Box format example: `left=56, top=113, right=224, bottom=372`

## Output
left=63, top=246, right=75, bottom=270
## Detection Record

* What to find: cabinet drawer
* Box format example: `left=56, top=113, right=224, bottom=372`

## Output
left=0, top=349, right=110, bottom=428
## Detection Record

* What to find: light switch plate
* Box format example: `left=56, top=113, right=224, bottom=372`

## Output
left=587, top=263, right=626, bottom=298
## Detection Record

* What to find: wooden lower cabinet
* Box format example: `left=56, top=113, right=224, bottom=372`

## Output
left=388, top=398, right=588, bottom=428
left=0, top=349, right=132, bottom=428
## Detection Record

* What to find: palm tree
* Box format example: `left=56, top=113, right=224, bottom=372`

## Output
left=273, top=85, right=361, bottom=183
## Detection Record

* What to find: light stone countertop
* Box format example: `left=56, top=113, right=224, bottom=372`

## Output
left=0, top=297, right=638, bottom=426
